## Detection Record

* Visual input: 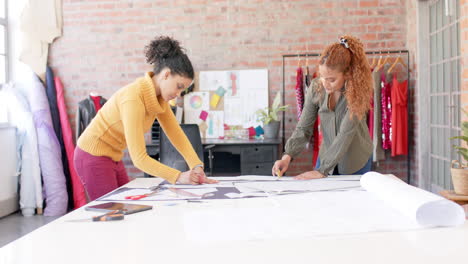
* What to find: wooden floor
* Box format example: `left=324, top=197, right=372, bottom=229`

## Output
left=0, top=212, right=59, bottom=248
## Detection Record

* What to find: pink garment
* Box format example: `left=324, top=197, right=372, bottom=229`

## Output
left=295, top=67, right=305, bottom=119
left=381, top=72, right=392, bottom=150
left=55, top=77, right=87, bottom=208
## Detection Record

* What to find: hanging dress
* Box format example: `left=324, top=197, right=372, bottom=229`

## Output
left=391, top=74, right=408, bottom=156
left=295, top=67, right=305, bottom=119
left=309, top=73, right=322, bottom=167
left=381, top=71, right=392, bottom=150
left=372, top=68, right=385, bottom=161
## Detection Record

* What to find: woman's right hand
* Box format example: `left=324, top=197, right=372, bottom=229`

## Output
left=272, top=155, right=291, bottom=177
left=177, top=170, right=201, bottom=185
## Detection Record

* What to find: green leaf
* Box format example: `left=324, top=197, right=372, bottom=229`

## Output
left=462, top=122, right=468, bottom=137
left=454, top=147, right=468, bottom=162
left=256, top=91, right=289, bottom=125
left=454, top=146, right=468, bottom=151
left=272, top=91, right=281, bottom=110
left=277, top=105, right=289, bottom=111
left=462, top=152, right=468, bottom=162
left=271, top=111, right=277, bottom=121
left=449, top=136, right=468, bottom=142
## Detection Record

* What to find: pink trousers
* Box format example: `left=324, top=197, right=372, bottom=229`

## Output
left=74, top=147, right=129, bottom=201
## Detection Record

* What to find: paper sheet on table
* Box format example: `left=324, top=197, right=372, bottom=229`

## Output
left=100, top=188, right=218, bottom=201
left=361, top=172, right=465, bottom=227
left=183, top=172, right=466, bottom=242
left=183, top=191, right=422, bottom=242
left=234, top=177, right=362, bottom=193
left=125, top=178, right=164, bottom=189
left=162, top=182, right=234, bottom=188
left=214, top=175, right=295, bottom=182
left=224, top=192, right=269, bottom=198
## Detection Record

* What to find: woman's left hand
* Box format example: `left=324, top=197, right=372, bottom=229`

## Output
left=192, top=166, right=219, bottom=184
left=294, top=170, right=326, bottom=180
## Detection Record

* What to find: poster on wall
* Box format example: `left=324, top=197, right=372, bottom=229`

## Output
left=230, top=69, right=268, bottom=128
left=205, top=111, right=224, bottom=139
left=183, top=91, right=210, bottom=124
left=187, top=69, right=268, bottom=138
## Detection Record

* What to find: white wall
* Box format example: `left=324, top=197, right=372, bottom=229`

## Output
left=8, top=0, right=29, bottom=83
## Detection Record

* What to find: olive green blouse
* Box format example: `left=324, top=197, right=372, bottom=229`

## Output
left=284, top=79, right=372, bottom=175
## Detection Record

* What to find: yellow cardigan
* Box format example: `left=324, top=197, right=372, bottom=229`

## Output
left=77, top=72, right=202, bottom=184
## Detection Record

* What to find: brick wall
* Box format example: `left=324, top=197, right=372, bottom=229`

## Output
left=50, top=0, right=412, bottom=178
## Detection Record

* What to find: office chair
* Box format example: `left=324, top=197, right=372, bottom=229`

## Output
left=159, top=124, right=214, bottom=175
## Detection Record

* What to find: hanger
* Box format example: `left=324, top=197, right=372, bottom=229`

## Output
left=375, top=52, right=383, bottom=70
left=387, top=51, right=408, bottom=74
left=89, top=92, right=100, bottom=97
left=297, top=55, right=302, bottom=68
left=375, top=52, right=391, bottom=72
left=370, top=56, right=377, bottom=68
left=305, top=53, right=312, bottom=87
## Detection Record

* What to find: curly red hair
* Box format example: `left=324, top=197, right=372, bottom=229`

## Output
left=318, top=35, right=373, bottom=120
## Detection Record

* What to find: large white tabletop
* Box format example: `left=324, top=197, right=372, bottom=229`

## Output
left=1, top=177, right=468, bottom=264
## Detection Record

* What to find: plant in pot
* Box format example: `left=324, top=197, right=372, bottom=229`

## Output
left=449, top=109, right=468, bottom=195
left=256, top=91, right=288, bottom=139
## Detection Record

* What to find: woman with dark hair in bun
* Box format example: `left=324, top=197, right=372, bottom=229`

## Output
left=74, top=36, right=217, bottom=200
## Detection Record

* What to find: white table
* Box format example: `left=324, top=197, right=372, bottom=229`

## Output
left=1, top=178, right=468, bottom=264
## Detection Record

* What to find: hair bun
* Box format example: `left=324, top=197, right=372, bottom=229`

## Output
left=145, top=36, right=184, bottom=64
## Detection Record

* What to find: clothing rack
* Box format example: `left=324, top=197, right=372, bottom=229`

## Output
left=281, top=50, right=411, bottom=183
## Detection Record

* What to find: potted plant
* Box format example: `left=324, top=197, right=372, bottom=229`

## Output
left=256, top=91, right=289, bottom=139
left=449, top=109, right=468, bottom=195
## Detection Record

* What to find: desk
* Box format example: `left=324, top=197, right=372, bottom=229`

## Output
left=2, top=178, right=468, bottom=264
left=147, top=138, right=281, bottom=176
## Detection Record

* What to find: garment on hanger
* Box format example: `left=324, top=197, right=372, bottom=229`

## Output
left=295, top=67, right=305, bottom=119
left=391, top=74, right=408, bottom=156
left=20, top=0, right=63, bottom=80
left=381, top=71, right=392, bottom=150
left=367, top=68, right=374, bottom=141
left=305, top=65, right=311, bottom=88
left=90, top=94, right=102, bottom=112
left=75, top=95, right=107, bottom=141
left=372, top=67, right=386, bottom=162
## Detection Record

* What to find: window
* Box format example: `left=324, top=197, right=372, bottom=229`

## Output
left=0, top=0, right=6, bottom=124
left=0, top=0, right=7, bottom=84
left=428, top=0, right=460, bottom=191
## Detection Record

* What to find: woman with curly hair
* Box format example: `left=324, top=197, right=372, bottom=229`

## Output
left=74, top=36, right=217, bottom=200
left=272, top=35, right=373, bottom=179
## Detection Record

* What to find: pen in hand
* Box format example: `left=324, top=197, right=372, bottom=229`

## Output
left=276, top=169, right=283, bottom=179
